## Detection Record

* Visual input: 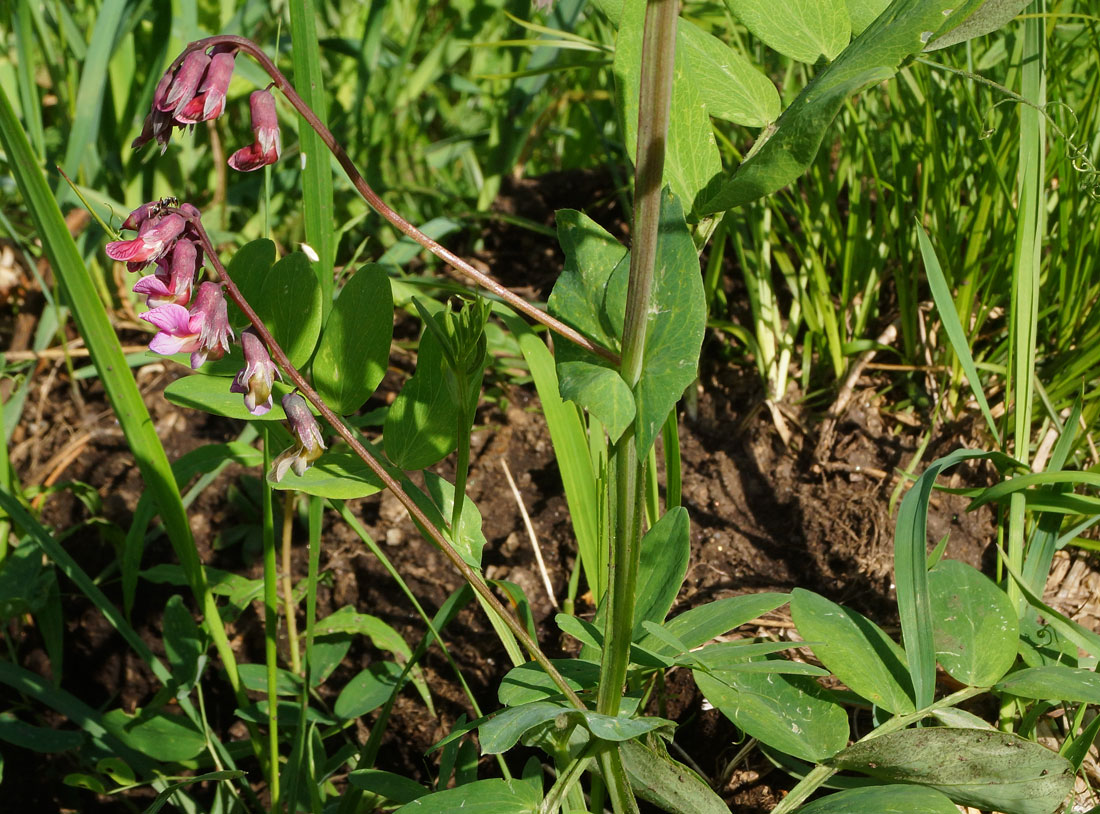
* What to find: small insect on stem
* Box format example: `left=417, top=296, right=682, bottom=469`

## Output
left=148, top=196, right=181, bottom=219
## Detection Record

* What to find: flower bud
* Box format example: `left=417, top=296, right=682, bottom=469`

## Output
left=228, top=90, right=281, bottom=172
left=176, top=51, right=235, bottom=124
left=189, top=282, right=234, bottom=368
left=106, top=213, right=186, bottom=269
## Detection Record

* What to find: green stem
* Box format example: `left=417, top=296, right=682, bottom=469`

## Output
left=451, top=369, right=470, bottom=540
left=771, top=686, right=986, bottom=814
left=261, top=428, right=280, bottom=808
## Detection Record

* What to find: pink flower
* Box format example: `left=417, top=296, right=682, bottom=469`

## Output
left=159, top=52, right=210, bottom=116
left=106, top=213, right=186, bottom=269
left=271, top=393, right=326, bottom=481
left=176, top=52, right=235, bottom=124
left=132, top=239, right=198, bottom=308
left=230, top=329, right=280, bottom=416
left=228, top=90, right=281, bottom=172
left=141, top=282, right=233, bottom=369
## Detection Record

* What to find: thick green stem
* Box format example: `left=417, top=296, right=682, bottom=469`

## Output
left=451, top=370, right=470, bottom=540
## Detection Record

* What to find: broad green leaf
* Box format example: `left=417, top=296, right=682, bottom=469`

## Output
left=164, top=374, right=302, bottom=420
left=237, top=664, right=302, bottom=696
left=64, top=773, right=106, bottom=793
left=929, top=559, right=1017, bottom=686
left=267, top=451, right=385, bottom=499
left=790, top=588, right=914, bottom=713
left=394, top=778, right=540, bottom=813
left=580, top=710, right=671, bottom=742
left=694, top=662, right=848, bottom=761
left=348, top=769, right=427, bottom=805
left=995, top=665, right=1100, bottom=704
left=689, top=642, right=828, bottom=676
left=632, top=190, right=706, bottom=455
left=101, top=709, right=206, bottom=762
left=614, top=0, right=721, bottom=210
left=498, top=659, right=600, bottom=706
left=828, top=728, right=1074, bottom=814
left=620, top=738, right=731, bottom=814
left=384, top=328, right=461, bottom=469
left=845, top=0, right=892, bottom=34
left=313, top=264, right=393, bottom=415
left=225, top=239, right=277, bottom=330
left=95, top=757, right=135, bottom=786
left=335, top=662, right=403, bottom=719
left=726, top=0, right=851, bottom=63
left=309, top=637, right=351, bottom=687
left=0, top=713, right=83, bottom=753
left=555, top=360, right=635, bottom=442
left=678, top=19, right=779, bottom=127
left=644, top=592, right=788, bottom=653
left=700, top=0, right=965, bottom=213
left=162, top=594, right=203, bottom=691
left=633, top=507, right=690, bottom=638
left=479, top=701, right=568, bottom=754
left=314, top=607, right=411, bottom=659
left=926, top=0, right=1029, bottom=51
left=233, top=251, right=323, bottom=368
left=797, top=785, right=960, bottom=813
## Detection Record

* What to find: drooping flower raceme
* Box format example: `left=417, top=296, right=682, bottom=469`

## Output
left=176, top=51, right=236, bottom=124
left=228, top=90, right=281, bottom=172
left=272, top=393, right=326, bottom=481
left=230, top=329, right=280, bottom=416
left=106, top=213, right=187, bottom=271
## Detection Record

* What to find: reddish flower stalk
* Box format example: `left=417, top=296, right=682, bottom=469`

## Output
left=149, top=35, right=618, bottom=366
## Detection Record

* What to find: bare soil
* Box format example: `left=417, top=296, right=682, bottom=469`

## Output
left=0, top=169, right=1028, bottom=813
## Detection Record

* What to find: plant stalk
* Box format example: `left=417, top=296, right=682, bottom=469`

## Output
left=261, top=427, right=280, bottom=809
left=187, top=217, right=584, bottom=711
left=164, top=36, right=618, bottom=367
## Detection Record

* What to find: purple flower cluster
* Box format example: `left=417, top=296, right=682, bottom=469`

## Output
left=133, top=45, right=280, bottom=173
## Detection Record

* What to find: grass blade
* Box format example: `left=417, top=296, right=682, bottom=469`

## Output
left=915, top=221, right=1001, bottom=446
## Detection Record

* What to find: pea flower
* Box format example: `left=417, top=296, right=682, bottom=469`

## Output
left=230, top=329, right=280, bottom=416
left=177, top=51, right=236, bottom=124
left=132, top=239, right=198, bottom=308
left=271, top=393, right=326, bottom=482
left=142, top=281, right=233, bottom=368
left=160, top=51, right=211, bottom=117
left=228, top=90, right=281, bottom=172
left=105, top=213, right=186, bottom=270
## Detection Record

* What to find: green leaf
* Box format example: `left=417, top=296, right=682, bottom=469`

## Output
left=643, top=592, right=788, bottom=653
left=394, top=778, right=541, bottom=813
left=238, top=664, right=302, bottom=696
left=678, top=19, right=779, bottom=127
left=266, top=451, right=385, bottom=499
left=632, top=190, right=706, bottom=456
left=790, top=588, right=915, bottom=713
left=633, top=507, right=690, bottom=638
left=96, top=757, right=135, bottom=786
left=480, top=701, right=568, bottom=753
left=334, top=662, right=403, bottom=720
left=620, top=738, right=731, bottom=814
left=845, top=0, right=892, bottom=35
left=64, top=773, right=106, bottom=793
left=555, top=360, right=635, bottom=442
left=233, top=251, right=323, bottom=368
left=498, top=659, right=600, bottom=706
left=694, top=662, right=848, bottom=761
left=926, top=0, right=1029, bottom=51
left=796, top=785, right=960, bottom=813
left=384, top=328, right=461, bottom=469
left=164, top=374, right=302, bottom=421
left=101, top=709, right=206, bottom=762
left=348, top=769, right=427, bottom=805
left=313, top=265, right=394, bottom=415
left=700, top=0, right=964, bottom=212
left=827, top=728, right=1075, bottom=814
left=162, top=594, right=203, bottom=691
left=928, top=559, right=1018, bottom=686
left=314, top=607, right=411, bottom=659
left=407, top=471, right=487, bottom=568
left=614, top=0, right=722, bottom=210
left=995, top=665, right=1100, bottom=704
left=726, top=0, right=851, bottom=63
left=224, top=239, right=277, bottom=331
left=0, top=713, right=83, bottom=753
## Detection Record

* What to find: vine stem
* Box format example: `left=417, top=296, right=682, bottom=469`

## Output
left=165, top=35, right=619, bottom=367
left=186, top=215, right=585, bottom=712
